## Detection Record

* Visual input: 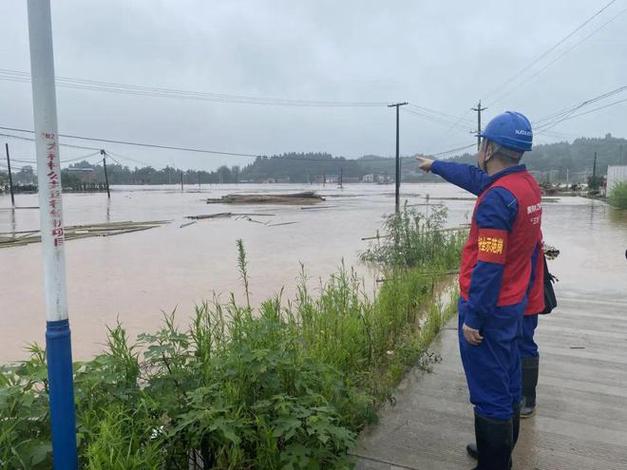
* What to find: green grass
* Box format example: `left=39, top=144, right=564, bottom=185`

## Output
left=0, top=207, right=464, bottom=469
left=608, top=181, right=627, bottom=209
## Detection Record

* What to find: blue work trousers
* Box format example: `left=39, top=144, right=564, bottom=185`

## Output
left=458, top=299, right=525, bottom=420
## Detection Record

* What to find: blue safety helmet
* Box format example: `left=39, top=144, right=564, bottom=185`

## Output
left=479, top=111, right=533, bottom=152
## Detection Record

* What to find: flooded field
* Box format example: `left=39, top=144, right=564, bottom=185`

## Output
left=1, top=183, right=626, bottom=363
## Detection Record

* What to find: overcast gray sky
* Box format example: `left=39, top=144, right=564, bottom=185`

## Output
left=0, top=0, right=625, bottom=171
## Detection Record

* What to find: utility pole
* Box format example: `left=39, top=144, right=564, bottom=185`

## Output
left=472, top=100, right=487, bottom=151
left=388, top=101, right=408, bottom=213
left=5, top=143, right=15, bottom=207
left=180, top=170, right=184, bottom=192
left=27, top=1, right=78, bottom=468
left=101, top=150, right=110, bottom=199
left=592, top=152, right=597, bottom=179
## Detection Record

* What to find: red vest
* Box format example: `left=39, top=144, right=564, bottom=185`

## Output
left=460, top=170, right=544, bottom=311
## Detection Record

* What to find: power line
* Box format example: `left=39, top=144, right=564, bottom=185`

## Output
left=423, top=142, right=477, bottom=158
left=0, top=131, right=101, bottom=151
left=402, top=107, right=473, bottom=133
left=483, top=0, right=620, bottom=104
left=440, top=108, right=476, bottom=141
left=536, top=95, right=627, bottom=132
left=406, top=103, right=474, bottom=126
left=0, top=68, right=389, bottom=108
left=104, top=150, right=153, bottom=168
left=488, top=6, right=627, bottom=106
left=0, top=126, right=423, bottom=165
left=433, top=143, right=476, bottom=157
left=534, top=85, right=627, bottom=131
left=7, top=151, right=102, bottom=165
left=0, top=125, right=260, bottom=158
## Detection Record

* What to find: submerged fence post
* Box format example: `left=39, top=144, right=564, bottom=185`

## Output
left=27, top=1, right=78, bottom=469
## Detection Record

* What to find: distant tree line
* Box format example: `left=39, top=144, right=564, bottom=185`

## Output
left=1, top=135, right=625, bottom=191
left=449, top=134, right=627, bottom=183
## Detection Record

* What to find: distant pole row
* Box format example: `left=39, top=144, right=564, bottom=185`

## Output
left=3, top=144, right=112, bottom=203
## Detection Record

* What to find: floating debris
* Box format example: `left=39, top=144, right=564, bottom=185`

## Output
left=206, top=192, right=325, bottom=205
left=300, top=205, right=338, bottom=210
left=267, top=221, right=298, bottom=227
left=187, top=212, right=233, bottom=220
left=179, top=221, right=197, bottom=229
left=0, top=220, right=169, bottom=249
left=186, top=212, right=276, bottom=221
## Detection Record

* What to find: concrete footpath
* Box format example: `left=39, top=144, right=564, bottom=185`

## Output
left=353, top=295, right=627, bottom=469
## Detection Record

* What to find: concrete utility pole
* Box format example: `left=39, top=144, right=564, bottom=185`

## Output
left=472, top=100, right=487, bottom=151
left=5, top=143, right=15, bottom=207
left=27, top=1, right=78, bottom=468
left=388, top=102, right=408, bottom=213
left=101, top=150, right=110, bottom=199
left=593, top=152, right=598, bottom=179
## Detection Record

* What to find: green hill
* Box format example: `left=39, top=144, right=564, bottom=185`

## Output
left=446, top=134, right=627, bottom=183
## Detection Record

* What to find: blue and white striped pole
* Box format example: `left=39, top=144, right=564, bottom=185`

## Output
left=27, top=1, right=78, bottom=468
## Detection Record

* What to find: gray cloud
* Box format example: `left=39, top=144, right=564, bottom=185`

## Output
left=0, top=0, right=625, bottom=170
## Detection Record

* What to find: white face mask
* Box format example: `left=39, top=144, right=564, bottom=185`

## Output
left=477, top=140, right=489, bottom=171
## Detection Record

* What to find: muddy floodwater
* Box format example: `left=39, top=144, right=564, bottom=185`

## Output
left=1, top=183, right=626, bottom=363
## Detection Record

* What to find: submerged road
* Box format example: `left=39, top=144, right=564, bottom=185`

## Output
left=354, top=295, right=627, bottom=469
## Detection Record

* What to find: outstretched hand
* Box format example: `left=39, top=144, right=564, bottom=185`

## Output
left=416, top=155, right=434, bottom=172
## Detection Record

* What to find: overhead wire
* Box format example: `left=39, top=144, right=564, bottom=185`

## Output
left=536, top=96, right=627, bottom=133
left=534, top=85, right=627, bottom=131
left=402, top=106, right=474, bottom=133
left=406, top=103, right=474, bottom=126
left=488, top=6, right=627, bottom=106
left=0, top=68, right=389, bottom=108
left=430, top=143, right=476, bottom=157
left=7, top=151, right=102, bottom=165
left=0, top=125, right=260, bottom=158
left=482, top=0, right=620, bottom=105
left=0, top=131, right=101, bottom=151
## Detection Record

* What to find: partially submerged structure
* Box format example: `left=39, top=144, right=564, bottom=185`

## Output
left=207, top=191, right=325, bottom=205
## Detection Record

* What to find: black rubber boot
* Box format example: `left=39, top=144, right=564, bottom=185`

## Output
left=467, top=404, right=519, bottom=463
left=466, top=442, right=479, bottom=460
left=471, top=413, right=513, bottom=470
left=520, top=356, right=539, bottom=418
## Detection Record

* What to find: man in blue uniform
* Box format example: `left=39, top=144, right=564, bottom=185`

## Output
left=417, top=112, right=543, bottom=469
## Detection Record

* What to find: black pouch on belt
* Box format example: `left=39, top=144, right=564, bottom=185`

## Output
left=541, top=254, right=558, bottom=314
